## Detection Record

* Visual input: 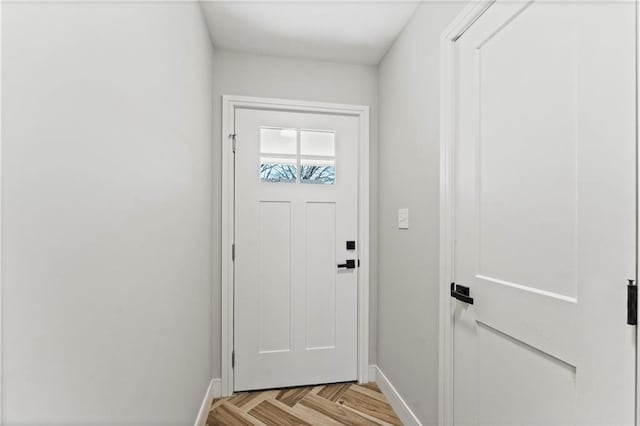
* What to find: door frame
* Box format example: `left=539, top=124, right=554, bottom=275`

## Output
left=221, top=95, right=370, bottom=397
left=438, top=4, right=495, bottom=423
left=438, top=2, right=640, bottom=425
left=0, top=0, right=4, bottom=420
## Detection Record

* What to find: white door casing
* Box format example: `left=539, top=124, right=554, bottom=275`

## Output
left=221, top=96, right=370, bottom=396
left=441, top=1, right=636, bottom=425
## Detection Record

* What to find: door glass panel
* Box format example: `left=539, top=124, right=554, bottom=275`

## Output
left=300, top=159, right=336, bottom=185
left=260, top=158, right=297, bottom=183
left=300, top=130, right=336, bottom=184
left=260, top=128, right=298, bottom=183
left=260, top=128, right=297, bottom=155
left=300, top=130, right=335, bottom=156
left=259, top=127, right=337, bottom=184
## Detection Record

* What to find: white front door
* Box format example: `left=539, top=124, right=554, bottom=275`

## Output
left=234, top=108, right=359, bottom=391
left=452, top=1, right=636, bottom=425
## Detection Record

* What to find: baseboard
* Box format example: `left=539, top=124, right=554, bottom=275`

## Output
left=194, top=378, right=221, bottom=426
left=370, top=365, right=422, bottom=426
left=368, top=365, right=377, bottom=382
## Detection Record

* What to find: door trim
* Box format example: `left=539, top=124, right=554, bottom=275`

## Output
left=0, top=0, right=4, bottom=420
left=439, top=4, right=495, bottom=423
left=221, top=95, right=370, bottom=397
left=439, top=2, right=640, bottom=425
left=636, top=2, right=639, bottom=423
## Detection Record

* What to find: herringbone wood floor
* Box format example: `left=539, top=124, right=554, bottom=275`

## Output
left=206, top=382, right=403, bottom=426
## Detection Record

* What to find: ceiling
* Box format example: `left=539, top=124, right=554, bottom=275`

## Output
left=199, top=2, right=420, bottom=65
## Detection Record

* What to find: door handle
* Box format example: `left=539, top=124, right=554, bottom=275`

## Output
left=338, top=259, right=356, bottom=269
left=628, top=279, right=637, bottom=325
left=451, top=283, right=474, bottom=305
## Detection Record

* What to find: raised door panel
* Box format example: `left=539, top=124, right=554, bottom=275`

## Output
left=305, top=202, right=337, bottom=351
left=258, top=201, right=292, bottom=354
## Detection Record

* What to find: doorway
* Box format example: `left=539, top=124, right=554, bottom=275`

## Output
left=221, top=96, right=370, bottom=396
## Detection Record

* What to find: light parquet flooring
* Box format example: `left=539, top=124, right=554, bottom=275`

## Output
left=207, top=382, right=403, bottom=426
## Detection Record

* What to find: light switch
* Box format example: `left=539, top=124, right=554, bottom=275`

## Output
left=398, top=208, right=409, bottom=229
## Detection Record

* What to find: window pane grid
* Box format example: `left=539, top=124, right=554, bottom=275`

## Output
left=259, top=126, right=336, bottom=185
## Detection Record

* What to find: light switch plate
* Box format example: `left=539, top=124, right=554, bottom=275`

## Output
left=398, top=208, right=409, bottom=229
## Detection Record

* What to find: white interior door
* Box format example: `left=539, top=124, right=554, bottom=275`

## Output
left=452, top=1, right=636, bottom=425
left=234, top=108, right=359, bottom=391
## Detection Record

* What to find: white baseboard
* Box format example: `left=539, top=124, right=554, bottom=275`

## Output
left=368, top=365, right=377, bottom=382
left=194, top=378, right=221, bottom=426
left=370, top=365, right=422, bottom=426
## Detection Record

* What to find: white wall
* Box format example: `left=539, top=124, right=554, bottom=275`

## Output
left=211, top=49, right=378, bottom=377
left=2, top=2, right=214, bottom=424
left=377, top=2, right=467, bottom=424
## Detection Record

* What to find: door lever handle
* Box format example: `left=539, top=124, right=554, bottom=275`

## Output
left=628, top=279, right=637, bottom=325
left=451, top=283, right=474, bottom=305
left=337, top=259, right=356, bottom=269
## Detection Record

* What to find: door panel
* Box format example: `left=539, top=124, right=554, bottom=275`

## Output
left=475, top=323, right=576, bottom=426
left=305, top=202, right=337, bottom=350
left=257, top=201, right=291, bottom=353
left=453, top=1, right=636, bottom=425
left=234, top=108, right=359, bottom=391
left=478, top=1, right=579, bottom=298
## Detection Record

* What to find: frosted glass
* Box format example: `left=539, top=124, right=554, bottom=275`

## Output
left=300, top=131, right=335, bottom=156
left=260, top=128, right=297, bottom=155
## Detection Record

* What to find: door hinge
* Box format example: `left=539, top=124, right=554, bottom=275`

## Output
left=232, top=243, right=235, bottom=261
left=231, top=350, right=235, bottom=368
left=229, top=133, right=237, bottom=153
left=628, top=279, right=637, bottom=325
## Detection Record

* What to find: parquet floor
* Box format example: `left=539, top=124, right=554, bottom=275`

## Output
left=206, top=382, right=403, bottom=426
